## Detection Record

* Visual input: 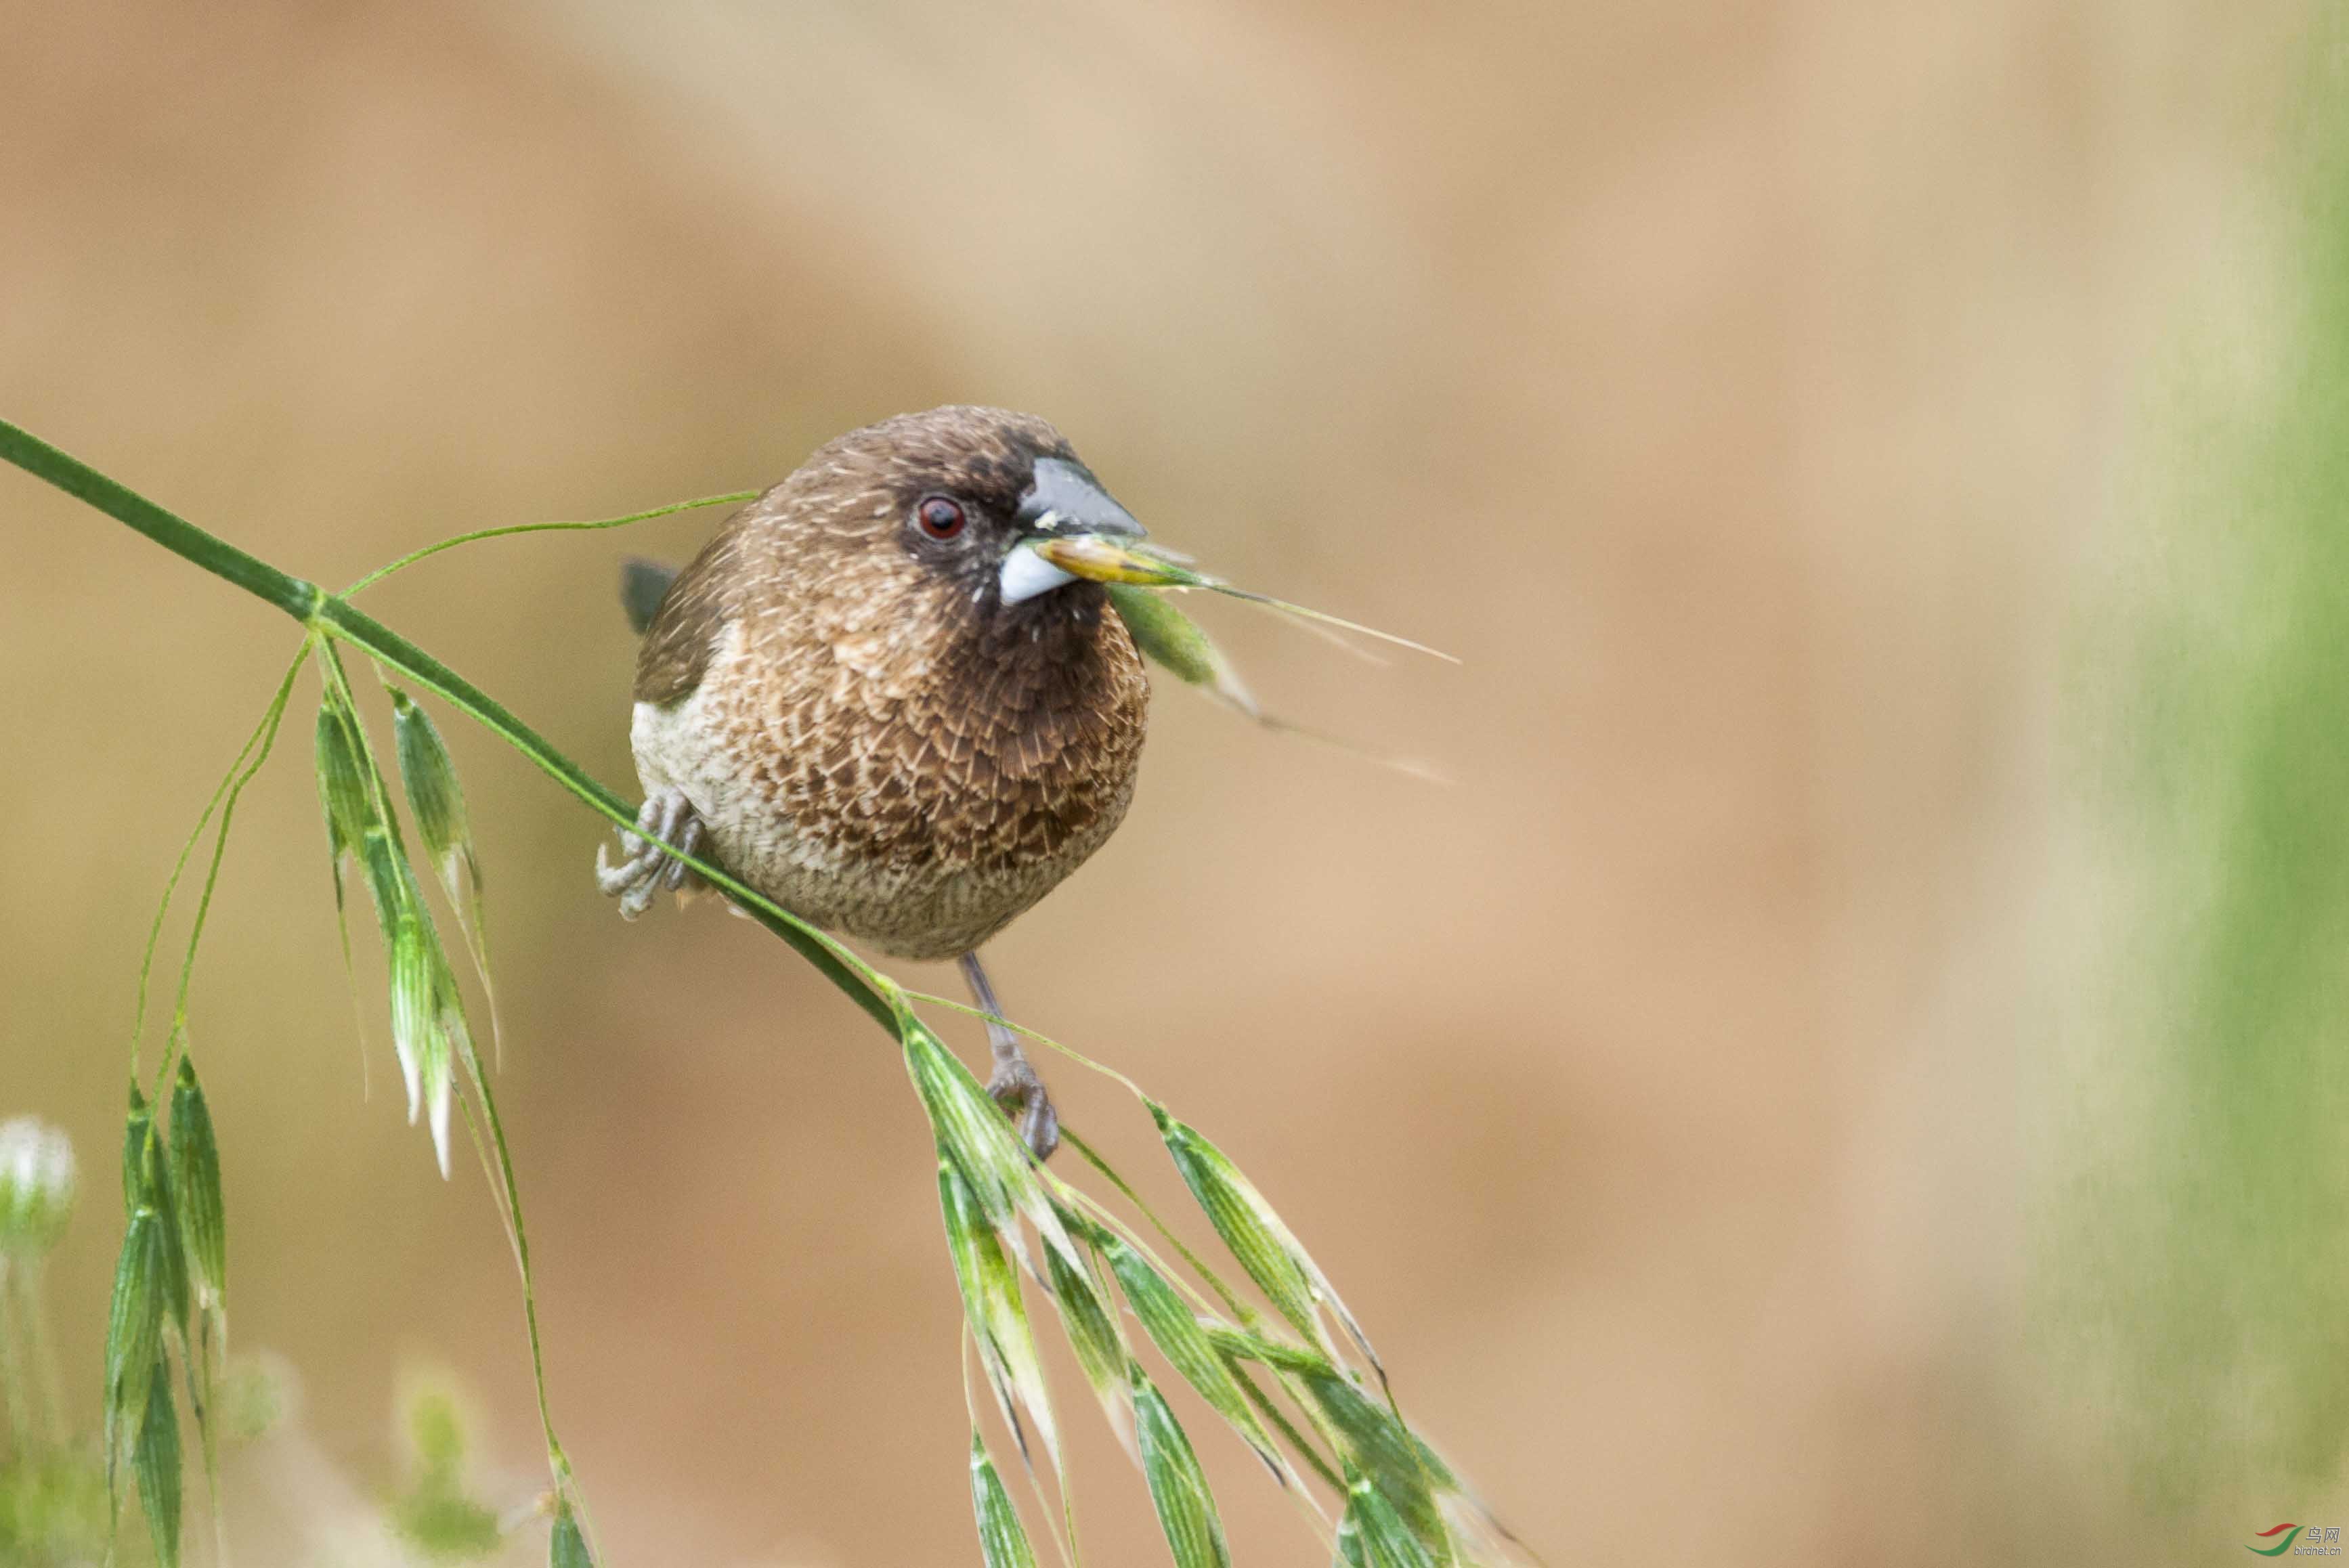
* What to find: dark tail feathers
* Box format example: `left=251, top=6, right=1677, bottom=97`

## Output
left=620, top=557, right=679, bottom=636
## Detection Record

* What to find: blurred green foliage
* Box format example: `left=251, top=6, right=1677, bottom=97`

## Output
left=389, top=1389, right=504, bottom=1561
left=0, top=1452, right=112, bottom=1567
left=2056, top=20, right=2349, bottom=1505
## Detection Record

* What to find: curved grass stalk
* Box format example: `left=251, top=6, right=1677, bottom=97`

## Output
left=454, top=1033, right=569, bottom=1479
left=127, top=643, right=312, bottom=1081
left=148, top=648, right=310, bottom=1108
left=339, top=491, right=757, bottom=598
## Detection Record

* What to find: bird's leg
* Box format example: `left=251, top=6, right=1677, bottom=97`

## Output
left=959, top=951, right=1059, bottom=1161
left=595, top=787, right=710, bottom=919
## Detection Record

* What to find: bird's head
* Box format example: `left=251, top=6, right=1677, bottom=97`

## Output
left=783, top=406, right=1154, bottom=640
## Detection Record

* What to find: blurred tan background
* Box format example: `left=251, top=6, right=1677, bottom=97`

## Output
left=0, top=1, right=2308, bottom=1563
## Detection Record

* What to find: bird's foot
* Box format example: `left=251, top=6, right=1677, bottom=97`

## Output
left=959, top=951, right=1060, bottom=1160
left=987, top=1045, right=1061, bottom=1162
left=595, top=787, right=710, bottom=919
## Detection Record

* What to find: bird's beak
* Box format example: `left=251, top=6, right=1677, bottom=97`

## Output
left=998, top=457, right=1167, bottom=605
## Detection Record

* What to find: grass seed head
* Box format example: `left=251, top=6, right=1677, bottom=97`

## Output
left=1100, top=1234, right=1285, bottom=1474
left=936, top=1160, right=1060, bottom=1474
left=167, top=1057, right=227, bottom=1320
left=330, top=695, right=469, bottom=1178
left=121, top=1088, right=191, bottom=1336
left=1031, top=533, right=1207, bottom=589
left=133, top=1356, right=183, bottom=1568
left=1041, top=1215, right=1135, bottom=1457
left=903, top=1022, right=1085, bottom=1276
left=312, top=702, right=373, bottom=888
left=391, top=687, right=483, bottom=913
left=1337, top=1475, right=1440, bottom=1568
left=389, top=690, right=471, bottom=865
left=1132, top=1368, right=1232, bottom=1568
left=907, top=1027, right=1027, bottom=1227
left=1106, top=584, right=1259, bottom=717
left=968, top=1431, right=1042, bottom=1568
left=551, top=1499, right=594, bottom=1568
left=1151, top=1105, right=1329, bottom=1351
left=386, top=917, right=458, bottom=1176
left=1303, top=1372, right=1452, bottom=1556
left=392, top=687, right=500, bottom=1053
left=104, top=1206, right=168, bottom=1485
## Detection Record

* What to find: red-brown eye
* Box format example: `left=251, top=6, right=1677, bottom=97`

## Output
left=916, top=495, right=966, bottom=540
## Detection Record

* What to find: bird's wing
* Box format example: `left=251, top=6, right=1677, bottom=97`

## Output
left=620, top=557, right=678, bottom=636
left=633, top=523, right=745, bottom=707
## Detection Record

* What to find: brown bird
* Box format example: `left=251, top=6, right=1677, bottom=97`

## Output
left=596, top=406, right=1159, bottom=1157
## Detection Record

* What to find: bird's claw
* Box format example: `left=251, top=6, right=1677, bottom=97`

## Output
left=987, top=1052, right=1060, bottom=1162
left=597, top=787, right=710, bottom=919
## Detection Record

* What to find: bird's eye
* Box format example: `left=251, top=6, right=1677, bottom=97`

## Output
left=915, top=495, right=966, bottom=541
